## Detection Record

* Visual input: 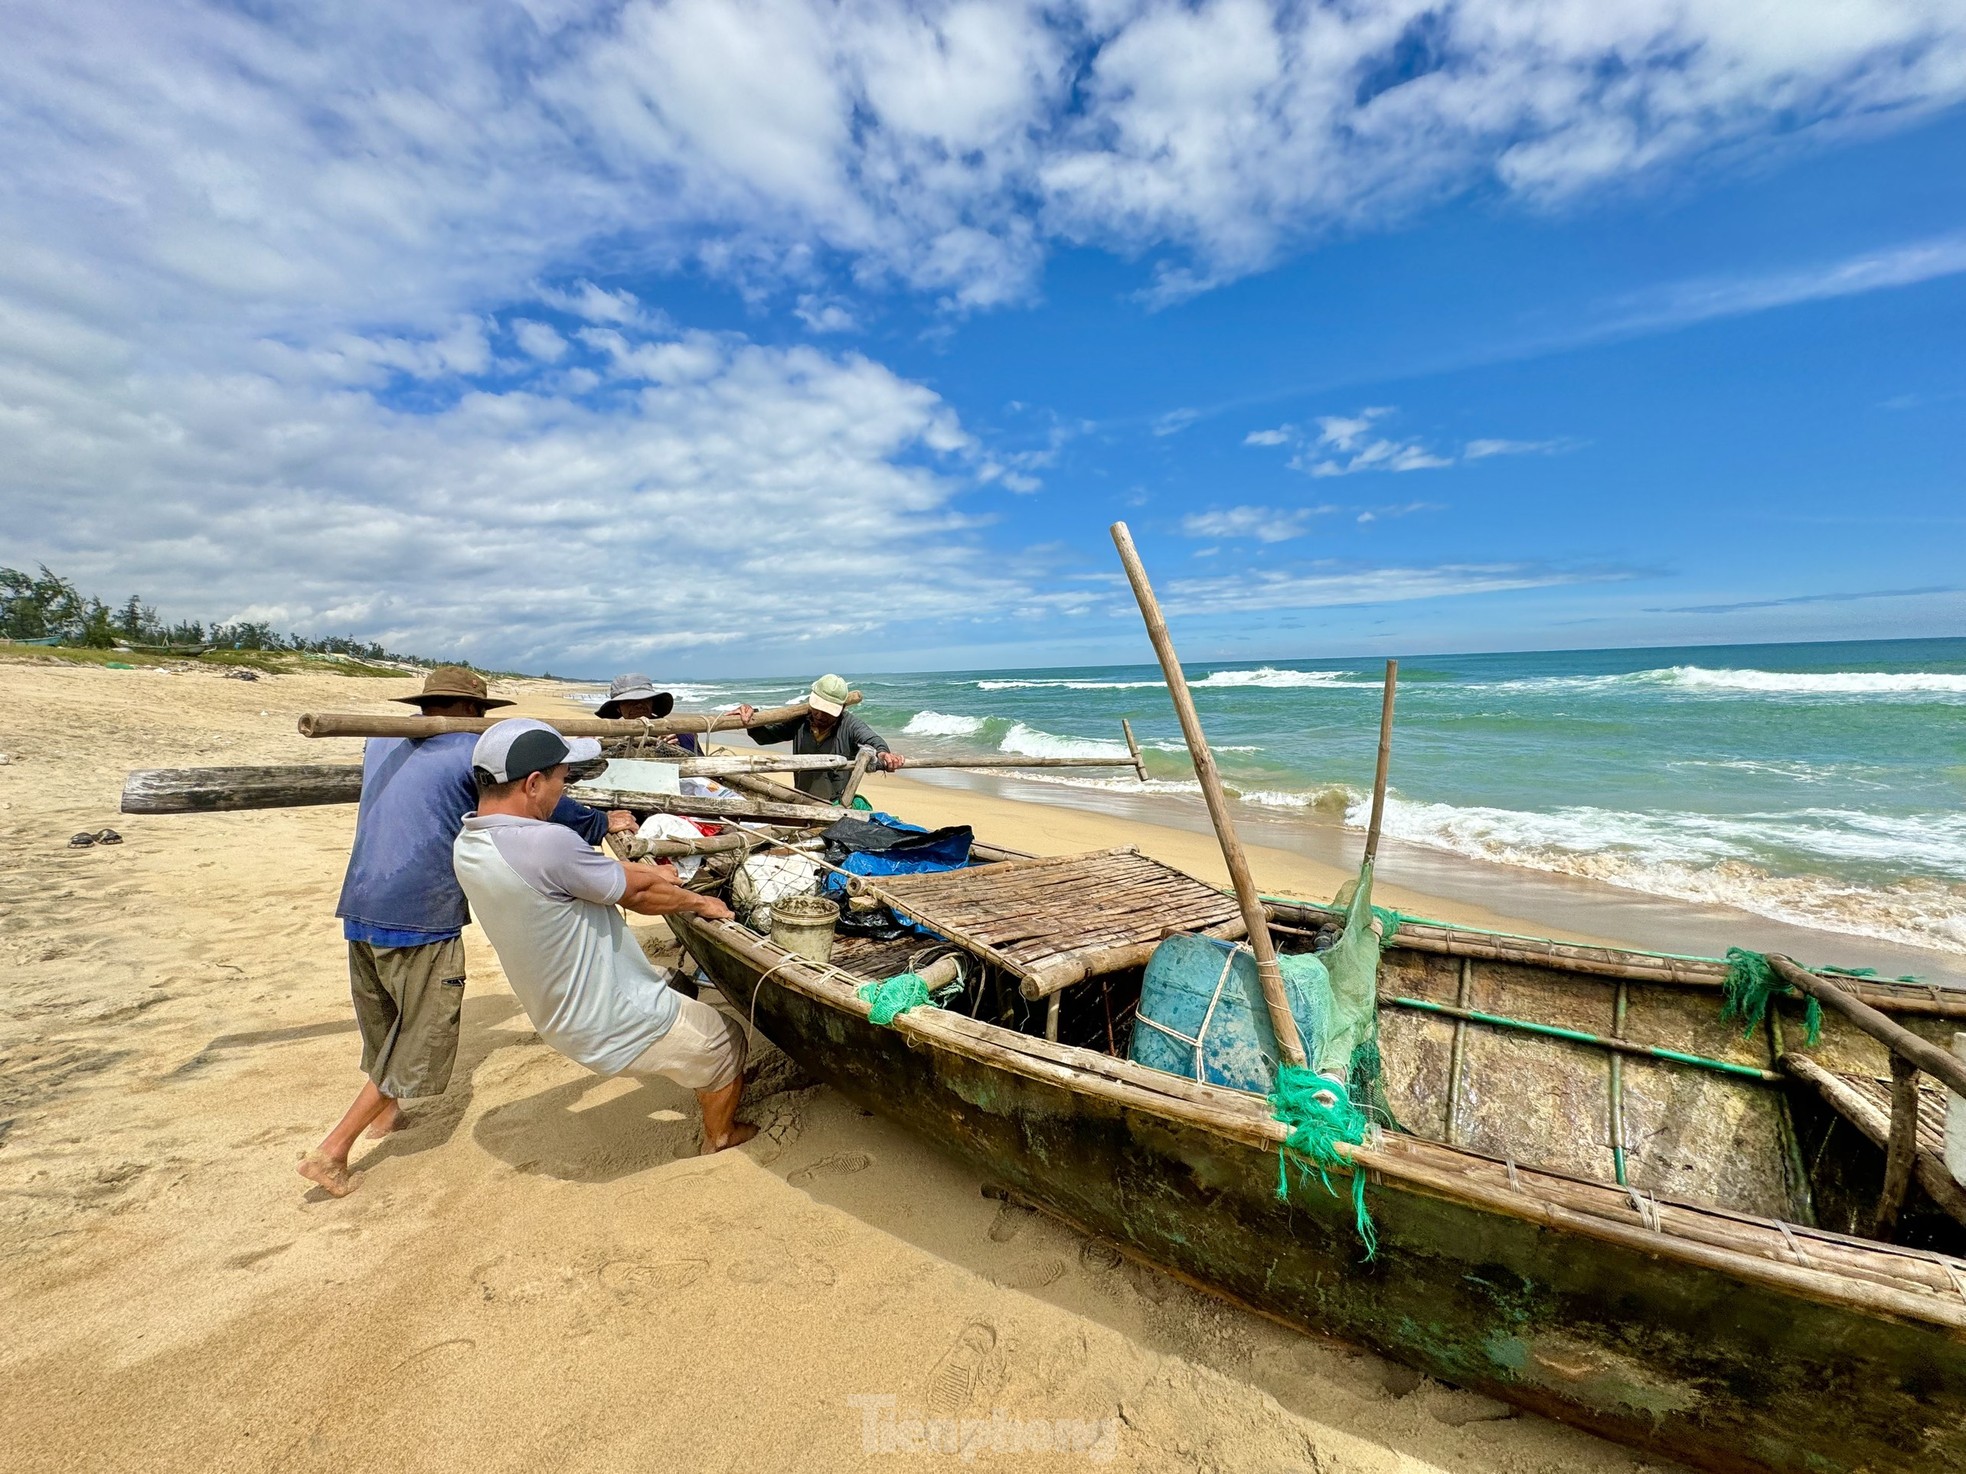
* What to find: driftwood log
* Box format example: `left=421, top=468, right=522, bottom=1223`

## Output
left=296, top=694, right=859, bottom=740
left=122, top=764, right=365, bottom=814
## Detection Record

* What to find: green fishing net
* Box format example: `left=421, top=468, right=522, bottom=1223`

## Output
left=1722, top=947, right=1822, bottom=1047
left=1270, top=1065, right=1377, bottom=1259
left=1320, top=859, right=1398, bottom=1127
left=858, top=972, right=932, bottom=1026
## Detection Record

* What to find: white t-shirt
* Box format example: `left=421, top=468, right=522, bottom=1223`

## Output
left=453, top=813, right=681, bottom=1075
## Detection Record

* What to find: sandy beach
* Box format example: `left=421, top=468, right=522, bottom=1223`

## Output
left=0, top=658, right=1681, bottom=1473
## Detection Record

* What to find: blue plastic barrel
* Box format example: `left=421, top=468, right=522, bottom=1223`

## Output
left=1128, top=934, right=1328, bottom=1094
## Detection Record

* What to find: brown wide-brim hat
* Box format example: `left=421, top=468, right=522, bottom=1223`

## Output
left=390, top=664, right=513, bottom=710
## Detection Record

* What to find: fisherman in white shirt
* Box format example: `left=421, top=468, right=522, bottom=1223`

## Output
left=452, top=719, right=757, bottom=1153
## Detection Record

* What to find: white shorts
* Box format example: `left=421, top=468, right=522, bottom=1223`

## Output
left=624, top=995, right=747, bottom=1092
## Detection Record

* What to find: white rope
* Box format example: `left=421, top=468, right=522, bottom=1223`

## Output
left=1627, top=1185, right=1663, bottom=1234
left=1130, top=942, right=1245, bottom=1083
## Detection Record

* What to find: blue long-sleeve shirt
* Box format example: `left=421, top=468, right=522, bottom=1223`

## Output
left=336, top=731, right=610, bottom=945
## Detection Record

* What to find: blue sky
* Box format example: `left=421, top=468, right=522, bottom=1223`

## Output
left=3, top=1, right=1963, bottom=675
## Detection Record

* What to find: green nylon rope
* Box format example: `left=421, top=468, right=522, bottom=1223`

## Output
left=1722, top=948, right=1822, bottom=1047
left=1270, top=1065, right=1377, bottom=1259
left=857, top=972, right=933, bottom=1027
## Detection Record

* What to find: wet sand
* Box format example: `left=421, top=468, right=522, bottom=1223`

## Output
left=1, top=659, right=1679, bottom=1472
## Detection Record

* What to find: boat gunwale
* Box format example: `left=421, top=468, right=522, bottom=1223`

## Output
left=681, top=914, right=1966, bottom=1335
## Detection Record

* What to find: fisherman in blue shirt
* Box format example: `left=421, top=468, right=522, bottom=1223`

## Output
left=299, top=666, right=634, bottom=1197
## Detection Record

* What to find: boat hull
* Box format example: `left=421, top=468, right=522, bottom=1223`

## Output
left=682, top=920, right=1966, bottom=1474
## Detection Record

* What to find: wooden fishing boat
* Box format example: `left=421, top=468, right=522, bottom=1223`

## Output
left=673, top=838, right=1966, bottom=1474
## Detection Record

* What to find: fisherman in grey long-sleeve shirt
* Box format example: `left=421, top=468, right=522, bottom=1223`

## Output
left=735, top=673, right=904, bottom=803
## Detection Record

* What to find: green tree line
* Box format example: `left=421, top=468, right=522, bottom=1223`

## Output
left=1, top=563, right=440, bottom=665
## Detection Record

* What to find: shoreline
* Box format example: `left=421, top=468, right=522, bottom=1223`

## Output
left=863, top=767, right=1966, bottom=986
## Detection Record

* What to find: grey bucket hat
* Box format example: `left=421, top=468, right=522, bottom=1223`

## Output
left=595, top=672, right=676, bottom=719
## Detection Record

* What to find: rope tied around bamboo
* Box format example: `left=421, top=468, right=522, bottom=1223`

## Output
left=1723, top=948, right=1823, bottom=1046
left=1271, top=1065, right=1378, bottom=1259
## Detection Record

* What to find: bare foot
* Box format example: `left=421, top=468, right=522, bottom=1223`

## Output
left=297, top=1150, right=363, bottom=1197
left=364, top=1104, right=406, bottom=1140
left=701, top=1122, right=760, bottom=1155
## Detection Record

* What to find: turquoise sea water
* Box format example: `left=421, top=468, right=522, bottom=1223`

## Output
left=594, top=638, right=1966, bottom=956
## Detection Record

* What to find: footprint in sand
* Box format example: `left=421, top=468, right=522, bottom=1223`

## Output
left=787, top=1150, right=872, bottom=1185
left=599, top=1256, right=709, bottom=1304
left=925, top=1321, right=999, bottom=1417
left=1007, top=1257, right=1067, bottom=1290
left=987, top=1200, right=1037, bottom=1243
left=1078, top=1240, right=1122, bottom=1273
left=726, top=1255, right=839, bottom=1291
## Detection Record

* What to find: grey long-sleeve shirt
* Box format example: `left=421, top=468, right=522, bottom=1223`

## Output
left=745, top=711, right=891, bottom=803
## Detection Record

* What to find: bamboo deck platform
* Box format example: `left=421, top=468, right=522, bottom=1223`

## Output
left=868, top=847, right=1245, bottom=998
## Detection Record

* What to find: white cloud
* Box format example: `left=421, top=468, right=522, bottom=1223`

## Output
left=795, top=294, right=858, bottom=333
left=1243, top=426, right=1292, bottom=446
left=511, top=319, right=569, bottom=361
left=1464, top=437, right=1567, bottom=459
left=1180, top=505, right=1334, bottom=542
left=0, top=302, right=1032, bottom=667
left=1289, top=408, right=1454, bottom=477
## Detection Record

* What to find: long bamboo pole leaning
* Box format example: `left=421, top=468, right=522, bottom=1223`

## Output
left=1109, top=520, right=1307, bottom=1070
left=1767, top=954, right=1966, bottom=1097
left=1363, top=659, right=1398, bottom=870
left=296, top=694, right=861, bottom=740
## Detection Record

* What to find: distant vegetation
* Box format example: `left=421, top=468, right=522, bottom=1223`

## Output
left=0, top=563, right=472, bottom=674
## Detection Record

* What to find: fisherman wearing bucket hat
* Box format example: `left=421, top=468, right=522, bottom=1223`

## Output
left=299, top=677, right=635, bottom=1198
left=733, top=674, right=905, bottom=804
left=594, top=673, right=703, bottom=755
left=388, top=664, right=514, bottom=714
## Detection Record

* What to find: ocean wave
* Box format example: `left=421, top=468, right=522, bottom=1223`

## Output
left=904, top=710, right=987, bottom=737
left=1355, top=794, right=1966, bottom=954
left=975, top=677, right=1166, bottom=691
left=1193, top=667, right=1355, bottom=688
left=1485, top=666, right=1966, bottom=699
left=999, top=722, right=1130, bottom=760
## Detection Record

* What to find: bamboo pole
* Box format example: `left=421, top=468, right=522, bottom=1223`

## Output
left=1768, top=955, right=1966, bottom=1096
left=837, top=748, right=876, bottom=809
left=1363, top=659, right=1398, bottom=870
left=1120, top=719, right=1149, bottom=784
left=567, top=787, right=840, bottom=824
left=1872, top=1054, right=1922, bottom=1240
left=1110, top=521, right=1306, bottom=1069
left=296, top=694, right=859, bottom=740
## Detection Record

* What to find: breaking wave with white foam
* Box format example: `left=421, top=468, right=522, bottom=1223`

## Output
left=903, top=710, right=987, bottom=737
left=1486, top=667, right=1966, bottom=699
left=999, top=722, right=1130, bottom=760
left=1192, top=667, right=1355, bottom=688
left=1352, top=793, right=1966, bottom=954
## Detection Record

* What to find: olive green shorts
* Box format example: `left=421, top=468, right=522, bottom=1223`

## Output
left=348, top=937, right=466, bottom=1099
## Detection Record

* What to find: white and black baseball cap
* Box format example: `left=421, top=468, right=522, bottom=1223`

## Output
left=471, top=718, right=603, bottom=784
